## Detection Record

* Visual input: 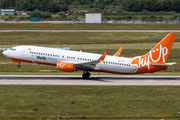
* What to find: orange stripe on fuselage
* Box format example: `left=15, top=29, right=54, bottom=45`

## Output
left=10, top=57, right=167, bottom=74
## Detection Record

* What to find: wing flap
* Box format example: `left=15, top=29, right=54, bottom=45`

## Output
left=74, top=49, right=109, bottom=70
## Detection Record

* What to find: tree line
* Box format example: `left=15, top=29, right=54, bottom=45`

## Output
left=0, top=0, right=180, bottom=13
left=123, top=0, right=180, bottom=12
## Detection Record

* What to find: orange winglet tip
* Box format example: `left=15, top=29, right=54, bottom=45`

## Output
left=114, top=46, right=124, bottom=57
left=98, top=49, right=109, bottom=61
left=101, top=60, right=106, bottom=65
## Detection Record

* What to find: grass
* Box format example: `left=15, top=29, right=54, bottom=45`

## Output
left=0, top=32, right=180, bottom=46
left=0, top=32, right=179, bottom=74
left=1, top=23, right=180, bottom=30
left=0, top=86, right=180, bottom=119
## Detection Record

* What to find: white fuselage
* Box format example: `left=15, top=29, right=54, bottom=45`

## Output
left=3, top=46, right=137, bottom=74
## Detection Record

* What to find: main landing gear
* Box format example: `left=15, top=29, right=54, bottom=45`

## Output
left=82, top=71, right=90, bottom=79
left=17, top=62, right=21, bottom=68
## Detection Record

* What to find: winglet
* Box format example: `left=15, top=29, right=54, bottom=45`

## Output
left=97, top=49, right=109, bottom=65
left=114, top=46, right=124, bottom=57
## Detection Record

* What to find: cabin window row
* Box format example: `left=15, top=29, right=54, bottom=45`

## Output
left=105, top=61, right=130, bottom=66
left=30, top=52, right=59, bottom=57
left=67, top=56, right=75, bottom=59
left=77, top=57, right=94, bottom=62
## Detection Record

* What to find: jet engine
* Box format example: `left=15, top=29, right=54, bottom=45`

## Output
left=56, top=62, right=74, bottom=72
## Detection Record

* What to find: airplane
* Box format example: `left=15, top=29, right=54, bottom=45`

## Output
left=3, top=33, right=177, bottom=78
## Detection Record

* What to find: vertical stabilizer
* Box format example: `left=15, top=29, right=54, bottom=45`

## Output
left=144, top=32, right=177, bottom=64
left=129, top=33, right=177, bottom=73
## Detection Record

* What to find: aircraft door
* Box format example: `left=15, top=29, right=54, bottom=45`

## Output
left=21, top=48, right=26, bottom=56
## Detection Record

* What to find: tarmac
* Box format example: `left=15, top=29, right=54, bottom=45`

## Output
left=0, top=75, right=180, bottom=86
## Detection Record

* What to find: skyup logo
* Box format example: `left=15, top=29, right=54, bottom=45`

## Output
left=130, top=44, right=168, bottom=73
left=37, top=56, right=46, bottom=60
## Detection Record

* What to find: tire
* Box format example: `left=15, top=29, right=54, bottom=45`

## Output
left=82, top=72, right=90, bottom=79
left=82, top=74, right=88, bottom=79
left=17, top=65, right=21, bottom=68
left=87, top=72, right=90, bottom=78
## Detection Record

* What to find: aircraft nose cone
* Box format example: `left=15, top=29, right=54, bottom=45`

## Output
left=3, top=51, right=7, bottom=56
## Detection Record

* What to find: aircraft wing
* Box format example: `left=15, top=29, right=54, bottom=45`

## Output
left=153, top=62, right=176, bottom=67
left=74, top=49, right=109, bottom=70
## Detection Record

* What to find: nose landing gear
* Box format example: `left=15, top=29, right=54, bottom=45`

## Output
left=17, top=62, right=21, bottom=68
left=82, top=71, right=90, bottom=79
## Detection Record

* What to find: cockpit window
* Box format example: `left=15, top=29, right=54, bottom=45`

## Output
left=11, top=48, right=16, bottom=51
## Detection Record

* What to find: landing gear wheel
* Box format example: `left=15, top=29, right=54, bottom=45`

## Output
left=87, top=72, right=90, bottom=78
left=82, top=71, right=91, bottom=79
left=17, top=65, right=21, bottom=68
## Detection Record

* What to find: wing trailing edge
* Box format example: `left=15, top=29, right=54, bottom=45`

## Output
left=74, top=49, right=109, bottom=69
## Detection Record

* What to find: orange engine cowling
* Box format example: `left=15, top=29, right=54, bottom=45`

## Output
left=56, top=62, right=74, bottom=72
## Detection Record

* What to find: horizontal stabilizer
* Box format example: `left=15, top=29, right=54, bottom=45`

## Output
left=153, top=62, right=176, bottom=67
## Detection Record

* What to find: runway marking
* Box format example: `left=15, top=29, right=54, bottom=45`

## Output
left=0, top=75, right=180, bottom=86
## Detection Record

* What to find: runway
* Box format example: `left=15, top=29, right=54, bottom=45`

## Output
left=0, top=30, right=180, bottom=32
left=0, top=75, right=180, bottom=86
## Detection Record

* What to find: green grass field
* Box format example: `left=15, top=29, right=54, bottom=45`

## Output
left=1, top=23, right=180, bottom=30
left=1, top=86, right=180, bottom=120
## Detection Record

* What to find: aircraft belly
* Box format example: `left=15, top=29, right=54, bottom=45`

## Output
left=97, top=64, right=136, bottom=73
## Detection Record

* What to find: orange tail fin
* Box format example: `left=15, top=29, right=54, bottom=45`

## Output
left=144, top=32, right=177, bottom=64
